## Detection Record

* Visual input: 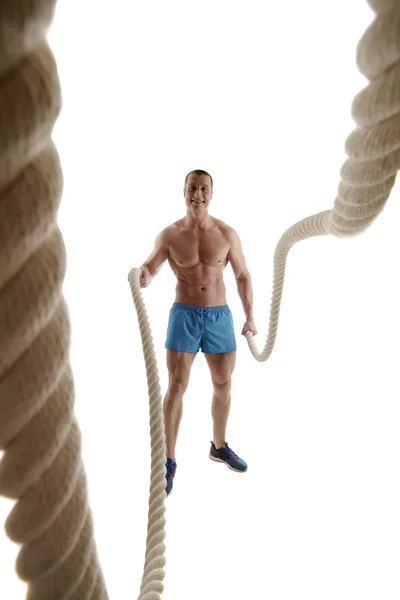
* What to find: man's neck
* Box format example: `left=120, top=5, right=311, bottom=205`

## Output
left=185, top=211, right=212, bottom=230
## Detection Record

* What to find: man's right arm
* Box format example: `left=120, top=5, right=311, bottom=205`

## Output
left=139, top=229, right=169, bottom=287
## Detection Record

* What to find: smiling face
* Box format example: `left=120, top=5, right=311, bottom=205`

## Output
left=184, top=173, right=213, bottom=215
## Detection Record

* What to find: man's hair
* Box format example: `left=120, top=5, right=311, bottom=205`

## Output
left=184, top=169, right=213, bottom=190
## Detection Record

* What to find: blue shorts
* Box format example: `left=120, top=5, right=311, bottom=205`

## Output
left=165, top=302, right=237, bottom=354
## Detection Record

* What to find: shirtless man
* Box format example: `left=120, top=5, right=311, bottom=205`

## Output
left=139, top=169, right=258, bottom=496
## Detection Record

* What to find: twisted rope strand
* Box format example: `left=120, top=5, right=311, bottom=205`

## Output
left=128, top=269, right=167, bottom=600
left=127, top=3, right=399, bottom=595
left=0, top=1, right=108, bottom=598
left=0, top=0, right=399, bottom=599
left=246, top=0, right=400, bottom=359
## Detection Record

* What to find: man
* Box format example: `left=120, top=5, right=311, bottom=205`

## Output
left=139, top=169, right=257, bottom=496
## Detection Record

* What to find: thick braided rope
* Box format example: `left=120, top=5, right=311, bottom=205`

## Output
left=0, top=1, right=399, bottom=600
left=0, top=1, right=108, bottom=599
left=128, top=269, right=167, bottom=600
left=127, top=2, right=400, bottom=594
left=246, top=0, right=400, bottom=361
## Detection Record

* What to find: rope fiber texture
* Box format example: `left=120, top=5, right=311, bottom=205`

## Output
left=0, top=1, right=109, bottom=599
left=0, top=0, right=398, bottom=599
left=246, top=0, right=400, bottom=361
left=127, top=1, right=400, bottom=597
left=128, top=269, right=167, bottom=600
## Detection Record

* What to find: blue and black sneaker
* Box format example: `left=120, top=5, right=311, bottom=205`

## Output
left=209, top=441, right=248, bottom=472
left=165, top=458, right=177, bottom=496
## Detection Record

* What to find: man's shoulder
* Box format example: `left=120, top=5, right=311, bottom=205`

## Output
left=171, top=217, right=185, bottom=228
left=159, top=220, right=182, bottom=238
left=214, top=218, right=238, bottom=240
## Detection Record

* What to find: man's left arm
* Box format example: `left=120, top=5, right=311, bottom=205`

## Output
left=227, top=228, right=258, bottom=336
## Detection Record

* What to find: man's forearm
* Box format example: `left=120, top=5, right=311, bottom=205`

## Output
left=236, top=275, right=254, bottom=321
left=140, top=262, right=153, bottom=276
left=141, top=261, right=161, bottom=278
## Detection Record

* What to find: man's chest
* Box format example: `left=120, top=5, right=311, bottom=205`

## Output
left=169, top=230, right=230, bottom=267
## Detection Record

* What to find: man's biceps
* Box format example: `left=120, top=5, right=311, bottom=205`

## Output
left=154, top=247, right=169, bottom=267
left=230, top=248, right=245, bottom=265
left=158, top=247, right=169, bottom=263
left=230, top=257, right=242, bottom=277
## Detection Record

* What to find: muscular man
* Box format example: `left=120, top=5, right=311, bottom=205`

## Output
left=139, top=169, right=258, bottom=496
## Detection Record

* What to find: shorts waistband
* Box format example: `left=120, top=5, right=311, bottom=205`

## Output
left=172, top=302, right=229, bottom=314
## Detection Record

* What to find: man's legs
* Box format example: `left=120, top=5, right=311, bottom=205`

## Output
left=204, top=351, right=236, bottom=449
left=205, top=350, right=247, bottom=472
left=163, top=348, right=197, bottom=460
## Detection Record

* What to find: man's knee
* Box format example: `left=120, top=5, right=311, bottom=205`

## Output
left=212, top=376, right=232, bottom=396
left=167, top=377, right=189, bottom=399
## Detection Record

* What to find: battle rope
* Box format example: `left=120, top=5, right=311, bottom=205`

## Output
left=128, top=269, right=167, bottom=600
left=0, top=1, right=108, bottom=599
left=246, top=0, right=400, bottom=361
left=0, top=1, right=398, bottom=600
left=127, top=2, right=400, bottom=598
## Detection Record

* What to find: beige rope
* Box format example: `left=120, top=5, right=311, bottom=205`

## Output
left=128, top=269, right=167, bottom=600
left=126, top=1, right=400, bottom=597
left=0, top=1, right=108, bottom=598
left=0, top=0, right=398, bottom=599
left=246, top=0, right=400, bottom=361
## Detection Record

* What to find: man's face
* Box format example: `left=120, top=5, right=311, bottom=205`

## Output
left=184, top=174, right=213, bottom=214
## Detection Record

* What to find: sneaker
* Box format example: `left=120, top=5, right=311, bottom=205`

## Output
left=209, top=441, right=248, bottom=472
left=165, top=458, right=177, bottom=496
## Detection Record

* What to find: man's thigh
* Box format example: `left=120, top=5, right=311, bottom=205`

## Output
left=166, top=349, right=197, bottom=384
left=204, top=351, right=236, bottom=385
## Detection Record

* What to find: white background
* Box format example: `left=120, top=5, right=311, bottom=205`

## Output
left=1, top=1, right=400, bottom=599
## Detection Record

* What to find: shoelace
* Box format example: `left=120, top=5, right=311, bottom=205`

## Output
left=222, top=444, right=239, bottom=460
left=166, top=461, right=176, bottom=480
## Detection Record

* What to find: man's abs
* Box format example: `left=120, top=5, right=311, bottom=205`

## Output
left=173, top=273, right=227, bottom=307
